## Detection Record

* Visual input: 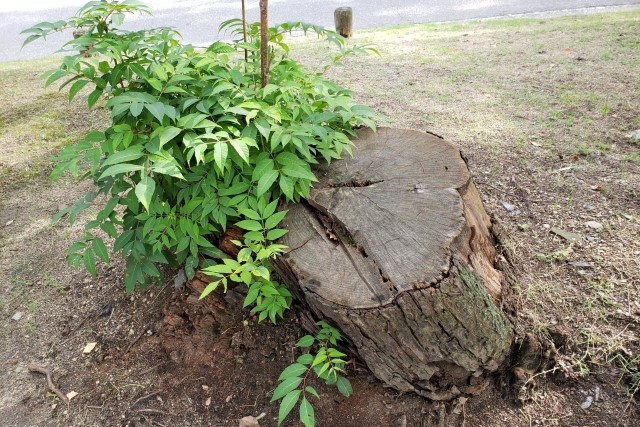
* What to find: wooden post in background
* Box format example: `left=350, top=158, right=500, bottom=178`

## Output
left=334, top=7, right=353, bottom=38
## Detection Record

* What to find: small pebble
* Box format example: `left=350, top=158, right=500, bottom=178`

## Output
left=239, top=416, right=261, bottom=427
left=502, top=202, right=516, bottom=212
left=12, top=311, right=23, bottom=321
left=585, top=221, right=603, bottom=230
left=5, top=220, right=14, bottom=226
left=581, top=395, right=594, bottom=409
left=583, top=204, right=595, bottom=210
left=628, top=129, right=640, bottom=141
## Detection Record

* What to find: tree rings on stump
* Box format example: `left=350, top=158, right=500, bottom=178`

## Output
left=274, top=127, right=514, bottom=400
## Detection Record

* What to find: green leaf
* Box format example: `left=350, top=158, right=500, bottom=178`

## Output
left=45, top=69, right=68, bottom=87
left=200, top=280, right=220, bottom=299
left=265, top=210, right=288, bottom=230
left=281, top=164, right=317, bottom=182
left=278, top=363, right=308, bottom=381
left=228, top=106, right=249, bottom=116
left=84, top=248, right=96, bottom=276
left=336, top=376, right=353, bottom=397
left=312, top=350, right=327, bottom=367
left=158, top=126, right=181, bottom=148
left=150, top=160, right=183, bottom=179
left=261, top=83, right=279, bottom=97
left=299, top=397, right=315, bottom=427
left=102, top=147, right=143, bottom=167
left=214, top=142, right=228, bottom=171
left=124, top=256, right=145, bottom=293
left=243, top=285, right=261, bottom=308
left=185, top=255, right=198, bottom=280
left=279, top=175, right=295, bottom=200
left=87, top=88, right=103, bottom=107
left=235, top=219, right=263, bottom=231
left=237, top=207, right=261, bottom=221
left=296, top=335, right=315, bottom=348
left=327, top=348, right=346, bottom=358
left=97, top=197, right=119, bottom=221
left=135, top=175, right=156, bottom=211
left=254, top=116, right=271, bottom=139
left=146, top=102, right=166, bottom=122
left=317, top=361, right=331, bottom=378
left=145, top=77, right=164, bottom=91
left=297, top=354, right=314, bottom=365
left=267, top=229, right=288, bottom=241
left=68, top=79, right=89, bottom=102
left=229, top=138, right=249, bottom=163
left=263, top=199, right=279, bottom=218
left=101, top=221, right=118, bottom=238
left=278, top=390, right=301, bottom=425
left=114, top=229, right=135, bottom=252
left=305, top=386, right=320, bottom=398
left=130, top=102, right=144, bottom=117
left=252, top=158, right=274, bottom=181
left=276, top=151, right=305, bottom=167
left=256, top=169, right=278, bottom=197
left=91, top=238, right=110, bottom=263
left=98, top=163, right=144, bottom=180
left=271, top=376, right=303, bottom=401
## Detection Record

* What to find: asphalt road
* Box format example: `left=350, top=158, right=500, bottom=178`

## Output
left=3, top=0, right=640, bottom=62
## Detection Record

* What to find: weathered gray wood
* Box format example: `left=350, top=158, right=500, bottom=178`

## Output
left=334, top=7, right=353, bottom=38
left=274, top=127, right=514, bottom=400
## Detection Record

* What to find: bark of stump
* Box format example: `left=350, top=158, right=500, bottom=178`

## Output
left=273, top=127, right=515, bottom=400
left=334, top=7, right=353, bottom=38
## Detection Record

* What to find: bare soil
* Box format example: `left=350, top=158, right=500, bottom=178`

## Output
left=1, top=10, right=639, bottom=427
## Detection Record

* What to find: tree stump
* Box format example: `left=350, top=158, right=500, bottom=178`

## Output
left=273, top=127, right=515, bottom=400
left=334, top=7, right=353, bottom=38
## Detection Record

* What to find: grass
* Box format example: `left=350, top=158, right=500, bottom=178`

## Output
left=0, top=60, right=108, bottom=188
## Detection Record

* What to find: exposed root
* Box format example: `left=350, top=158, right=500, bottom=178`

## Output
left=28, top=364, right=69, bottom=404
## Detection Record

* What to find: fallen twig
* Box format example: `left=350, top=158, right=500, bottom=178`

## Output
left=137, top=362, right=164, bottom=376
left=28, top=364, right=69, bottom=404
left=131, top=390, right=161, bottom=408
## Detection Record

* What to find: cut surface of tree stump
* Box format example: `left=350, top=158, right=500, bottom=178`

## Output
left=274, top=127, right=514, bottom=400
left=334, top=7, right=353, bottom=38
